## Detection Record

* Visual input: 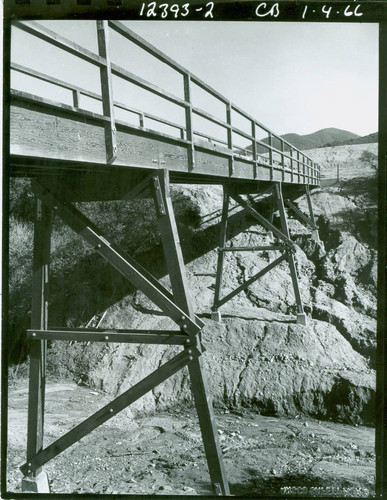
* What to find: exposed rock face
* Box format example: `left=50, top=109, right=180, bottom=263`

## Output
left=8, top=144, right=375, bottom=426
left=50, top=300, right=374, bottom=426
left=47, top=169, right=377, bottom=426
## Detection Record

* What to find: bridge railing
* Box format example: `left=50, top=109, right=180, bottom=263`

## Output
left=11, top=20, right=320, bottom=184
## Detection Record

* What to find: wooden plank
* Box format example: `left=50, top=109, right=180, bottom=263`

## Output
left=193, top=106, right=230, bottom=130
left=10, top=100, right=318, bottom=186
left=13, top=20, right=107, bottom=67
left=27, top=328, right=189, bottom=345
left=190, top=74, right=229, bottom=105
left=109, top=21, right=188, bottom=76
left=26, top=194, right=51, bottom=474
left=11, top=63, right=187, bottom=137
left=11, top=62, right=96, bottom=95
left=226, top=102, right=234, bottom=176
left=20, top=347, right=200, bottom=475
left=154, top=170, right=229, bottom=495
left=228, top=190, right=295, bottom=249
left=111, top=63, right=188, bottom=108
left=188, top=356, right=230, bottom=495
left=154, top=170, right=195, bottom=318
left=285, top=199, right=316, bottom=230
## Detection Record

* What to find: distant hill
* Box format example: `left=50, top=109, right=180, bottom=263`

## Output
left=322, top=132, right=378, bottom=148
left=253, top=128, right=360, bottom=154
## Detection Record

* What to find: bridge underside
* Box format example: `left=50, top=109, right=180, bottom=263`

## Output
left=14, top=166, right=320, bottom=496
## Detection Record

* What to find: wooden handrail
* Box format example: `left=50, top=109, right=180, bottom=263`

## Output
left=13, top=20, right=107, bottom=67
left=11, top=20, right=320, bottom=178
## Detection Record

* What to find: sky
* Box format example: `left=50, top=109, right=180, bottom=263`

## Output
left=10, top=20, right=378, bottom=144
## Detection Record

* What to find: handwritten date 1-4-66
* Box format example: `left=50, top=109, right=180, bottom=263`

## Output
left=255, top=2, right=363, bottom=19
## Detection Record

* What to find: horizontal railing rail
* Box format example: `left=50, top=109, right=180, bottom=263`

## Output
left=11, top=20, right=320, bottom=183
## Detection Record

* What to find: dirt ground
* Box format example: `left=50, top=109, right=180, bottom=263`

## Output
left=6, top=380, right=374, bottom=497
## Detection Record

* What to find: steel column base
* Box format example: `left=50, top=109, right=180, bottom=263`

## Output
left=21, top=471, right=50, bottom=493
left=211, top=311, right=222, bottom=322
left=296, top=313, right=308, bottom=326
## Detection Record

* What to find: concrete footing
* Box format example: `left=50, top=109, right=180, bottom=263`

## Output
left=211, top=311, right=222, bottom=322
left=296, top=313, right=308, bottom=326
left=21, top=471, right=50, bottom=493
left=311, top=230, right=321, bottom=243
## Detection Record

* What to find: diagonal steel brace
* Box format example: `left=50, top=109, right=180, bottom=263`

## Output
left=285, top=199, right=317, bottom=231
left=227, top=188, right=296, bottom=252
left=214, top=253, right=287, bottom=310
left=32, top=181, right=202, bottom=337
left=20, top=346, right=200, bottom=476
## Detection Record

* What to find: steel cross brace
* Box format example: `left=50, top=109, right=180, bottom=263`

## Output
left=20, top=346, right=200, bottom=475
left=31, top=181, right=203, bottom=338
left=23, top=175, right=229, bottom=496
left=212, top=182, right=307, bottom=325
left=285, top=186, right=322, bottom=244
left=285, top=198, right=317, bottom=230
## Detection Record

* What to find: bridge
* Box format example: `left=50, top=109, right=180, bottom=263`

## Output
left=9, top=20, right=321, bottom=496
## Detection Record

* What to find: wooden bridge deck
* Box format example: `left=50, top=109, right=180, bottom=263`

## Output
left=9, top=20, right=320, bottom=191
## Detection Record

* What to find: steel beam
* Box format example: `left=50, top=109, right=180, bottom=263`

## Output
left=27, top=328, right=189, bottom=345
left=20, top=347, right=200, bottom=476
left=212, top=187, right=230, bottom=318
left=285, top=198, right=317, bottom=231
left=154, top=170, right=230, bottom=496
left=32, top=181, right=201, bottom=337
left=274, top=183, right=306, bottom=324
left=215, top=253, right=287, bottom=309
left=25, top=193, right=51, bottom=480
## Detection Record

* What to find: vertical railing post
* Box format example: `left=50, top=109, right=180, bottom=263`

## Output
left=226, top=102, right=234, bottom=176
left=72, top=89, right=80, bottom=108
left=97, top=20, right=117, bottom=165
left=184, top=74, right=195, bottom=171
left=139, top=113, right=145, bottom=128
left=251, top=121, right=257, bottom=178
left=298, top=151, right=301, bottom=183
left=269, top=132, right=273, bottom=180
left=290, top=147, right=294, bottom=183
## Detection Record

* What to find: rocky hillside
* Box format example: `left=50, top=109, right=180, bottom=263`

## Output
left=254, top=128, right=360, bottom=154
left=8, top=143, right=377, bottom=427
